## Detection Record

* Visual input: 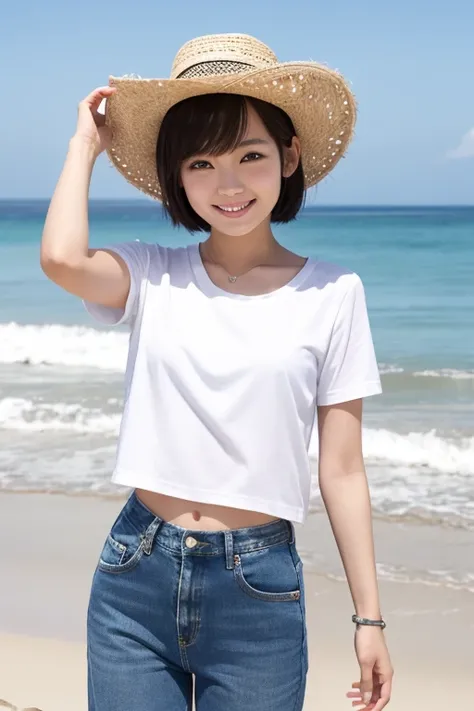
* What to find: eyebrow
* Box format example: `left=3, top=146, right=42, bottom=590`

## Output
left=237, top=138, right=270, bottom=147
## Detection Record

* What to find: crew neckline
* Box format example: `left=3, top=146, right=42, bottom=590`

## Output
left=188, top=242, right=316, bottom=300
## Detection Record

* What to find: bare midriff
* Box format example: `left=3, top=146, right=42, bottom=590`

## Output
left=135, top=489, right=280, bottom=531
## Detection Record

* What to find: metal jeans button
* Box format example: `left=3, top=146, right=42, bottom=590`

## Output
left=185, top=536, right=198, bottom=548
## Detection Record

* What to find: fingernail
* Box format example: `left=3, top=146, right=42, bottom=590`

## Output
left=363, top=691, right=372, bottom=704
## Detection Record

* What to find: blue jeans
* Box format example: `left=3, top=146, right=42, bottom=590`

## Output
left=87, top=490, right=308, bottom=710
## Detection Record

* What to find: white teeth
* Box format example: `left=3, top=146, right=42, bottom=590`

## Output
left=218, top=201, right=251, bottom=212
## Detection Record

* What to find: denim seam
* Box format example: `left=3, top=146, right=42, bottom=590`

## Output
left=176, top=549, right=191, bottom=668
left=107, top=534, right=126, bottom=551
left=176, top=568, right=202, bottom=650
left=155, top=536, right=291, bottom=557
left=180, top=643, right=192, bottom=672
left=98, top=545, right=145, bottom=574
left=233, top=557, right=301, bottom=602
left=185, top=610, right=201, bottom=648
left=292, top=561, right=307, bottom=711
left=105, top=535, right=126, bottom=566
left=292, top=656, right=306, bottom=711
left=98, top=518, right=162, bottom=574
left=98, top=529, right=150, bottom=574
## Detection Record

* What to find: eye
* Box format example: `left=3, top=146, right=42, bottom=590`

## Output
left=187, top=152, right=264, bottom=170
left=189, top=160, right=211, bottom=170
left=242, top=152, right=264, bottom=162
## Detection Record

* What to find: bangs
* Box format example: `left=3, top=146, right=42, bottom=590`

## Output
left=172, top=93, right=250, bottom=160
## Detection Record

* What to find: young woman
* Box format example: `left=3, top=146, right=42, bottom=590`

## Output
left=41, top=33, right=393, bottom=711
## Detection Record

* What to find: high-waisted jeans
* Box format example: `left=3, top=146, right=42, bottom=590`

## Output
left=87, top=490, right=309, bottom=710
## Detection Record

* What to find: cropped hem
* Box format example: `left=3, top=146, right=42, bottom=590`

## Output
left=110, top=468, right=306, bottom=525
left=317, top=381, right=383, bottom=406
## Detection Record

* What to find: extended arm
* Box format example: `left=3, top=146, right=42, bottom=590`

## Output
left=317, top=398, right=381, bottom=619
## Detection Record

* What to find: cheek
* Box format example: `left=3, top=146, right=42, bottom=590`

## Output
left=181, top=173, right=214, bottom=210
left=250, top=161, right=282, bottom=194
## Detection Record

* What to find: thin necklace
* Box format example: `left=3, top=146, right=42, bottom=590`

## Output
left=200, top=243, right=267, bottom=283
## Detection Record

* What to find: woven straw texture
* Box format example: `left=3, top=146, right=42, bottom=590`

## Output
left=105, top=33, right=357, bottom=201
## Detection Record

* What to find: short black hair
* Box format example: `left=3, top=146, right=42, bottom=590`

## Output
left=156, top=93, right=306, bottom=232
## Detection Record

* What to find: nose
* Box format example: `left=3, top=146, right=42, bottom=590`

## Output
left=216, top=173, right=244, bottom=197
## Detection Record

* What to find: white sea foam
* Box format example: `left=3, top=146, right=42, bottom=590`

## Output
left=378, top=363, right=404, bottom=375
left=379, top=362, right=474, bottom=379
left=0, top=397, right=120, bottom=435
left=364, top=427, right=474, bottom=475
left=413, top=368, right=474, bottom=380
left=309, top=425, right=474, bottom=476
left=0, top=322, right=128, bottom=371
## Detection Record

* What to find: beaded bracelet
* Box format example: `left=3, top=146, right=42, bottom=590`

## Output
left=352, top=614, right=386, bottom=629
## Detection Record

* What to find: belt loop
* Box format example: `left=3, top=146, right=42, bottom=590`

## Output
left=224, top=530, right=234, bottom=570
left=142, top=517, right=162, bottom=556
left=287, top=520, right=295, bottom=545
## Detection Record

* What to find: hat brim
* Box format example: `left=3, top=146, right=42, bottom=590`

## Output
left=105, top=61, right=357, bottom=201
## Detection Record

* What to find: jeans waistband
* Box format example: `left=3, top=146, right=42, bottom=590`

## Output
left=123, top=490, right=295, bottom=569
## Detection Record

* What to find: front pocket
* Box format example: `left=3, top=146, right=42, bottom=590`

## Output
left=97, top=511, right=147, bottom=575
left=232, top=547, right=301, bottom=602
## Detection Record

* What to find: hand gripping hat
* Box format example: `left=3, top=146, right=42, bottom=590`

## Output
left=105, top=33, right=357, bottom=201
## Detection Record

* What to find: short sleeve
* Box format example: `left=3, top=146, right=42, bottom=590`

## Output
left=316, top=274, right=382, bottom=405
left=83, top=240, right=150, bottom=326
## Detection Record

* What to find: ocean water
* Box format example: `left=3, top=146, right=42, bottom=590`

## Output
left=1, top=200, right=473, bottom=590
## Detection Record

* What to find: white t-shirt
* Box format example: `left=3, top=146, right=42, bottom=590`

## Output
left=84, top=241, right=382, bottom=524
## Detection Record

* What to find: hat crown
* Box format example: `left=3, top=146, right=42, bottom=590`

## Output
left=171, top=33, right=278, bottom=80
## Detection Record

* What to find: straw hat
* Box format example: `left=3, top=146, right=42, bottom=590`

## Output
left=105, top=33, right=357, bottom=201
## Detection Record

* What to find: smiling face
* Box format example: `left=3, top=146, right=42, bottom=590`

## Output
left=179, top=103, right=299, bottom=236
left=156, top=93, right=305, bottom=233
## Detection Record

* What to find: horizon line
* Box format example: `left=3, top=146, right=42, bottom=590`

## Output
left=1, top=199, right=473, bottom=208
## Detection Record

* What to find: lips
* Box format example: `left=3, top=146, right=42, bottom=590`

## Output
left=213, top=199, right=256, bottom=217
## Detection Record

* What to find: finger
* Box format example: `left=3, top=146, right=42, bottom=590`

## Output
left=368, top=681, right=392, bottom=711
left=346, top=688, right=375, bottom=706
left=346, top=683, right=362, bottom=697
left=360, top=682, right=373, bottom=706
left=81, top=87, right=116, bottom=111
left=359, top=662, right=377, bottom=705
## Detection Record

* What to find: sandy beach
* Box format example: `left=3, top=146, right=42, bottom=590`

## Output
left=1, top=492, right=473, bottom=710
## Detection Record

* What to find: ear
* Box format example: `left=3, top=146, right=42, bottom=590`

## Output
left=282, top=135, right=301, bottom=178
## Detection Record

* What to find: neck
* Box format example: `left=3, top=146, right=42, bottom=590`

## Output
left=204, top=220, right=282, bottom=272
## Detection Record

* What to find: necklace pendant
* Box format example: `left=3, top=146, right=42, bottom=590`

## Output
left=228, top=275, right=237, bottom=283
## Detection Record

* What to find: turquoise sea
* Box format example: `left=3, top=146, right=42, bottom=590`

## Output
left=0, top=200, right=473, bottom=589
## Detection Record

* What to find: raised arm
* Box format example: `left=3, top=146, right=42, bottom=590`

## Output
left=40, top=86, right=130, bottom=309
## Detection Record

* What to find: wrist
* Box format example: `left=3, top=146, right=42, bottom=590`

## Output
left=355, top=610, right=382, bottom=619
left=69, top=135, right=100, bottom=161
left=352, top=614, right=386, bottom=630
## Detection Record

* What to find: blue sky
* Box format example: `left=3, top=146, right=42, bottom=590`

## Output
left=1, top=0, right=473, bottom=204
